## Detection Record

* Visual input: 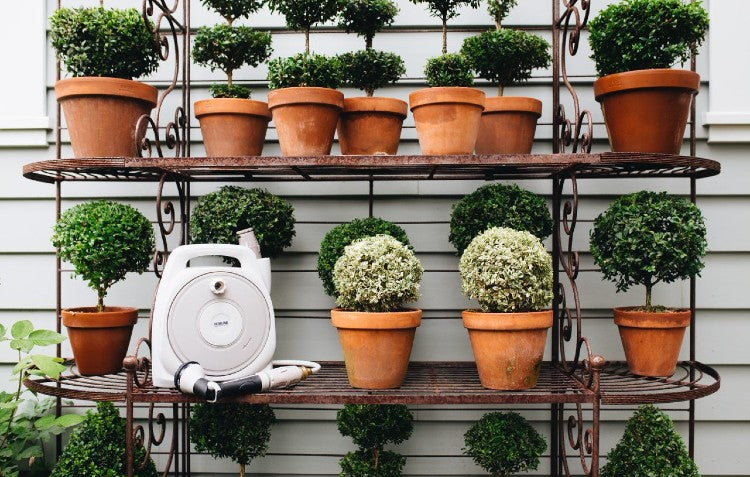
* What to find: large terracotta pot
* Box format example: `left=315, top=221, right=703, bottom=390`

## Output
left=462, top=309, right=553, bottom=390
left=56, top=77, right=158, bottom=158
left=267, top=87, right=344, bottom=156
left=337, top=96, right=407, bottom=155
left=409, top=87, right=485, bottom=155
left=475, top=96, right=542, bottom=154
left=614, top=307, right=690, bottom=377
left=62, top=306, right=138, bottom=375
left=594, top=69, right=699, bottom=154
left=195, top=98, right=271, bottom=157
left=331, top=308, right=421, bottom=389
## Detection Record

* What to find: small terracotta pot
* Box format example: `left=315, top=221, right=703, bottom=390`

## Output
left=463, top=309, right=553, bottom=390
left=475, top=96, right=542, bottom=154
left=337, top=96, right=408, bottom=155
left=267, top=87, right=344, bottom=156
left=331, top=308, right=421, bottom=389
left=56, top=77, right=158, bottom=158
left=614, top=307, right=690, bottom=377
left=594, top=69, right=699, bottom=154
left=195, top=98, right=271, bottom=157
left=62, top=306, right=138, bottom=375
left=409, top=87, right=485, bottom=155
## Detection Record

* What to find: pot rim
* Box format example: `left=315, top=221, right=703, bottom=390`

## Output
left=409, top=86, right=486, bottom=111
left=341, top=96, right=408, bottom=117
left=55, top=77, right=158, bottom=107
left=267, top=86, right=344, bottom=109
left=331, top=308, right=422, bottom=330
left=594, top=68, right=700, bottom=100
left=613, top=306, right=691, bottom=329
left=482, top=96, right=543, bottom=116
left=194, top=97, right=271, bottom=119
left=462, top=309, right=553, bottom=331
left=62, top=306, right=138, bottom=328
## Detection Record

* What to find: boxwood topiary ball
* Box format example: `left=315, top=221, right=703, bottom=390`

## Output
left=336, top=404, right=414, bottom=449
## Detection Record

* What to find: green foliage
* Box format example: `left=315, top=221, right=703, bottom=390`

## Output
left=318, top=217, right=410, bottom=297
left=424, top=53, right=474, bottom=87
left=267, top=53, right=343, bottom=89
left=200, top=0, right=266, bottom=22
left=189, top=403, right=275, bottom=473
left=339, top=49, right=405, bottom=96
left=338, top=0, right=399, bottom=47
left=461, top=29, right=550, bottom=92
left=588, top=0, right=709, bottom=77
left=463, top=412, right=546, bottom=476
left=409, top=0, right=480, bottom=23
left=459, top=227, right=553, bottom=313
left=267, top=0, right=339, bottom=33
left=50, top=7, right=160, bottom=80
left=52, top=402, right=156, bottom=477
left=601, top=405, right=699, bottom=477
left=339, top=450, right=406, bottom=477
left=449, top=183, right=553, bottom=254
left=487, top=0, right=517, bottom=25
left=191, top=186, right=296, bottom=258
left=52, top=200, right=155, bottom=311
left=209, top=83, right=253, bottom=99
left=589, top=191, right=707, bottom=309
left=333, top=235, right=423, bottom=312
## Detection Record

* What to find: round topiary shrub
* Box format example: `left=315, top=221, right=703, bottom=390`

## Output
left=589, top=190, right=707, bottom=311
left=52, top=200, right=155, bottom=311
left=487, top=0, right=517, bottom=27
left=267, top=53, right=343, bottom=90
left=460, top=227, right=553, bottom=313
left=338, top=49, right=405, bottom=97
left=338, top=0, right=399, bottom=49
left=191, top=186, right=295, bottom=258
left=424, top=53, right=474, bottom=87
left=318, top=217, right=411, bottom=297
left=339, top=449, right=406, bottom=477
left=463, top=411, right=546, bottom=476
left=267, top=0, right=339, bottom=53
left=449, top=183, right=553, bottom=254
left=333, top=235, right=423, bottom=312
left=409, top=0, right=480, bottom=54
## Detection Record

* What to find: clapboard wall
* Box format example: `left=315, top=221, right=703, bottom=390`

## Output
left=0, top=0, right=748, bottom=475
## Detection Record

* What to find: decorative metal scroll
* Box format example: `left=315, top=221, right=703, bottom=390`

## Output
left=154, top=173, right=187, bottom=278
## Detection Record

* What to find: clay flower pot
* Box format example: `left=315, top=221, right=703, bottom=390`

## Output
left=331, top=308, right=421, bottom=389
left=62, top=306, right=138, bottom=375
left=267, top=87, right=344, bottom=156
left=195, top=98, right=271, bottom=157
left=337, top=97, right=408, bottom=155
left=462, top=309, right=553, bottom=390
left=475, top=97, right=542, bottom=154
left=614, top=307, right=690, bottom=377
left=594, top=69, right=699, bottom=154
left=409, top=87, right=485, bottom=155
left=56, top=77, right=158, bottom=158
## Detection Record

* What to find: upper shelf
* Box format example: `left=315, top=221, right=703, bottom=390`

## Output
left=23, top=153, right=720, bottom=184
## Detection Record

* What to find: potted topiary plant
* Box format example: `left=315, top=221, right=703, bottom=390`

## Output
left=408, top=0, right=485, bottom=155
left=52, top=200, right=155, bottom=375
left=337, top=404, right=414, bottom=476
left=449, top=183, right=553, bottom=254
left=193, top=0, right=273, bottom=157
left=588, top=0, right=709, bottom=154
left=189, top=403, right=276, bottom=477
left=336, top=0, right=407, bottom=155
left=463, top=411, right=546, bottom=476
left=590, top=191, right=707, bottom=377
left=601, top=404, right=699, bottom=476
left=50, top=6, right=160, bottom=158
left=459, top=227, right=553, bottom=390
left=331, top=235, right=423, bottom=389
left=461, top=0, right=551, bottom=154
left=266, top=0, right=344, bottom=156
left=317, top=217, right=411, bottom=298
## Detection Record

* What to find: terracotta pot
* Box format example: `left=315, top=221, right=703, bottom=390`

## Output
left=337, top=97, right=407, bottom=155
left=62, top=306, right=138, bottom=375
left=594, top=69, right=699, bottom=154
left=331, top=308, right=421, bottom=389
left=267, top=87, right=344, bottom=156
left=475, top=96, right=542, bottom=154
left=195, top=98, right=271, bottom=157
left=462, top=310, right=553, bottom=390
left=614, top=307, right=690, bottom=377
left=409, top=87, right=485, bottom=155
left=55, top=77, right=158, bottom=158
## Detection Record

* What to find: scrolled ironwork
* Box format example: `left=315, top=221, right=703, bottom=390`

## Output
left=154, top=173, right=187, bottom=277
left=132, top=338, right=153, bottom=389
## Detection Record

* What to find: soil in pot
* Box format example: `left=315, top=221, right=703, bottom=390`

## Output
left=56, top=77, right=158, bottom=158
left=594, top=69, right=699, bottom=154
left=475, top=96, right=542, bottom=154
left=614, top=306, right=690, bottom=377
left=195, top=98, right=271, bottom=157
left=409, top=87, right=485, bottom=155
left=463, top=309, right=553, bottom=390
left=267, top=87, right=344, bottom=156
left=337, top=97, right=408, bottom=155
left=331, top=308, right=421, bottom=389
left=62, top=306, right=138, bottom=375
